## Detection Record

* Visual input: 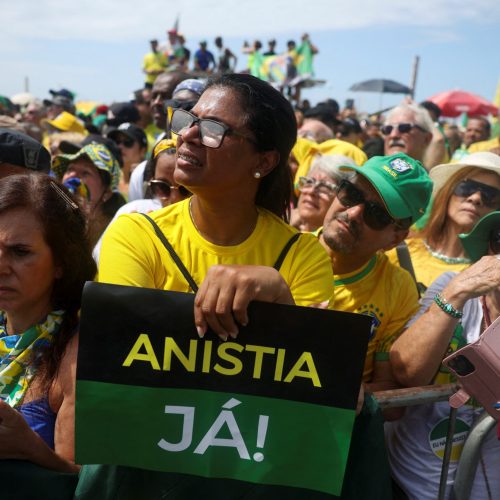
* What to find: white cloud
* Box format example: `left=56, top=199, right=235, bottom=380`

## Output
left=2, top=0, right=500, bottom=42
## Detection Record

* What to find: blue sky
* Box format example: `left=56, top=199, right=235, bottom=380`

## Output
left=2, top=0, right=499, bottom=115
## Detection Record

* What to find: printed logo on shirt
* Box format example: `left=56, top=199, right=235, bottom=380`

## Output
left=428, top=417, right=470, bottom=461
left=357, top=303, right=383, bottom=340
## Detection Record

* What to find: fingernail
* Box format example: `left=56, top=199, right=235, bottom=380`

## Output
left=229, top=331, right=238, bottom=339
left=218, top=333, right=228, bottom=342
left=196, top=326, right=205, bottom=338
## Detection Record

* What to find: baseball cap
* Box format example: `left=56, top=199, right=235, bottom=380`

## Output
left=341, top=153, right=433, bottom=223
left=459, top=211, right=500, bottom=262
left=45, top=111, right=87, bottom=134
left=172, top=79, right=205, bottom=98
left=52, top=143, right=121, bottom=191
left=430, top=152, right=500, bottom=195
left=43, top=95, right=75, bottom=112
left=107, top=123, right=148, bottom=148
left=49, top=88, right=74, bottom=100
left=0, top=128, right=51, bottom=173
left=106, top=102, right=140, bottom=127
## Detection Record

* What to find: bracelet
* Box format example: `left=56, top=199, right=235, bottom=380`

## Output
left=434, top=293, right=463, bottom=319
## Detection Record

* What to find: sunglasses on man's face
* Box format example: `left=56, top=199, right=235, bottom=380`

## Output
left=148, top=179, right=191, bottom=199
left=114, top=137, right=135, bottom=148
left=170, top=108, right=256, bottom=149
left=336, top=180, right=402, bottom=231
left=490, top=228, right=500, bottom=254
left=453, top=179, right=500, bottom=208
left=380, top=123, right=427, bottom=136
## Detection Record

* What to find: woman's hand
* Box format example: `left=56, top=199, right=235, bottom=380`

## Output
left=445, top=255, right=500, bottom=308
left=194, top=265, right=294, bottom=340
left=0, top=400, right=40, bottom=460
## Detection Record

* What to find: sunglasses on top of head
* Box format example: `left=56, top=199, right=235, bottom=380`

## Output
left=336, top=179, right=409, bottom=231
left=148, top=179, right=191, bottom=199
left=380, top=123, right=427, bottom=135
left=453, top=179, right=500, bottom=208
left=170, top=108, right=257, bottom=149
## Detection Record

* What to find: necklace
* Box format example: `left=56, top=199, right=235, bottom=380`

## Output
left=423, top=240, right=471, bottom=265
left=189, top=198, right=202, bottom=235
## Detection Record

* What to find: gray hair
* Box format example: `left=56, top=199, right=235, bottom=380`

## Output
left=309, top=154, right=357, bottom=183
left=386, top=103, right=434, bottom=133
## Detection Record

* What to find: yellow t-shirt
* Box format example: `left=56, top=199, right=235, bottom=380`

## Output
left=293, top=136, right=367, bottom=190
left=144, top=122, right=163, bottom=154
left=468, top=136, right=500, bottom=153
left=386, top=237, right=470, bottom=291
left=333, top=252, right=419, bottom=382
left=143, top=52, right=168, bottom=85
left=98, top=199, right=334, bottom=307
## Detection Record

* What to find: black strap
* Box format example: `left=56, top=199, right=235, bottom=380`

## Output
left=141, top=213, right=301, bottom=290
left=273, top=233, right=301, bottom=271
left=396, top=241, right=427, bottom=296
left=140, top=213, right=199, bottom=293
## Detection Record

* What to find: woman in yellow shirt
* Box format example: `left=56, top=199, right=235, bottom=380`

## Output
left=99, top=74, right=333, bottom=340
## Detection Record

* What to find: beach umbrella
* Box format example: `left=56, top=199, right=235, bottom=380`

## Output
left=427, top=90, right=498, bottom=117
left=349, top=79, right=411, bottom=94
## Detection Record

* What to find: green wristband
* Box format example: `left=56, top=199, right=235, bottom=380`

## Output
left=434, top=293, right=463, bottom=319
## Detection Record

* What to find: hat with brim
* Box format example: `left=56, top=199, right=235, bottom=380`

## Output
left=107, top=122, right=147, bottom=149
left=52, top=142, right=120, bottom=191
left=45, top=111, right=86, bottom=134
left=430, top=152, right=500, bottom=195
left=459, top=211, right=500, bottom=262
left=340, top=153, right=433, bottom=223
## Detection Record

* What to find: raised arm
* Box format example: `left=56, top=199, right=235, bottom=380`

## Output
left=390, top=256, right=500, bottom=387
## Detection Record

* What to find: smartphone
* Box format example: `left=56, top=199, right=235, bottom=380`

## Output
left=345, top=99, right=354, bottom=110
left=443, top=315, right=500, bottom=420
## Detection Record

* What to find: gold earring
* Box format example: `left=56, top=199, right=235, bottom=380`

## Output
left=254, top=171, right=261, bottom=179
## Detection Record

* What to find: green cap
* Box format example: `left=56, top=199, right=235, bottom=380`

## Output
left=459, top=211, right=500, bottom=261
left=341, top=153, right=433, bottom=223
left=52, top=142, right=120, bottom=191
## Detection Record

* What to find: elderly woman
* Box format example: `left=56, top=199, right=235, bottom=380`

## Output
left=291, top=154, right=356, bottom=232
left=99, top=73, right=333, bottom=340
left=52, top=142, right=126, bottom=248
left=388, top=152, right=500, bottom=291
left=388, top=210, right=500, bottom=499
left=0, top=174, right=96, bottom=471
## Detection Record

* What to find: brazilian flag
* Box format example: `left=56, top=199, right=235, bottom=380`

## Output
left=76, top=283, right=370, bottom=496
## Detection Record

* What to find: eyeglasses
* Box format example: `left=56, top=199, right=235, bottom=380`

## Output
left=380, top=123, right=427, bottom=135
left=336, top=179, right=406, bottom=230
left=114, top=137, right=135, bottom=148
left=298, top=176, right=336, bottom=197
left=148, top=179, right=191, bottom=199
left=170, top=108, right=256, bottom=149
left=453, top=179, right=500, bottom=208
left=489, top=228, right=500, bottom=254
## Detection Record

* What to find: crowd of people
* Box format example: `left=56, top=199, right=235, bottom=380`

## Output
left=1, top=36, right=500, bottom=499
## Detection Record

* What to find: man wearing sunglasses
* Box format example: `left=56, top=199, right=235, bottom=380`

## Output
left=319, top=152, right=433, bottom=394
left=383, top=103, right=433, bottom=167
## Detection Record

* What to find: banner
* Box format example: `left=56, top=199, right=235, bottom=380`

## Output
left=76, top=282, right=370, bottom=496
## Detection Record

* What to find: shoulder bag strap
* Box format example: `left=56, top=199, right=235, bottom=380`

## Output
left=273, top=233, right=301, bottom=271
left=140, top=213, right=199, bottom=293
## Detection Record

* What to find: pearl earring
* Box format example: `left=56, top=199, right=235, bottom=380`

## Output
left=254, top=171, right=261, bottom=179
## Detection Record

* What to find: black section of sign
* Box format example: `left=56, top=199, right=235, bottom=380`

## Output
left=77, top=282, right=370, bottom=410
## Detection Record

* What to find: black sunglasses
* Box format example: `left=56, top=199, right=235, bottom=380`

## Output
left=113, top=137, right=135, bottom=148
left=490, top=228, right=500, bottom=254
left=454, top=179, right=500, bottom=208
left=170, top=109, right=256, bottom=149
left=336, top=180, right=404, bottom=230
left=380, top=123, right=427, bottom=135
left=148, top=179, right=191, bottom=199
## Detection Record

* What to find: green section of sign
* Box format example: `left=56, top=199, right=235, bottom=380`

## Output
left=76, top=380, right=355, bottom=496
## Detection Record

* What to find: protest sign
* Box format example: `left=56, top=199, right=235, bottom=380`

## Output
left=76, top=282, right=370, bottom=496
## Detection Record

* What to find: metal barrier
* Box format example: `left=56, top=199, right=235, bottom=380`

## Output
left=372, top=384, right=497, bottom=500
